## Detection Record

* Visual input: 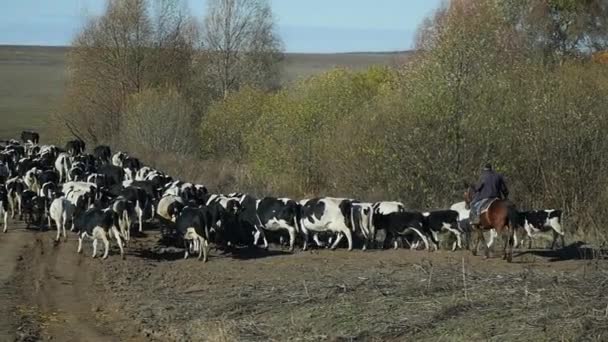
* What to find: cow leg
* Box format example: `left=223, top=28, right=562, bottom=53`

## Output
left=8, top=195, right=15, bottom=220
left=313, top=233, right=326, bottom=248
left=2, top=211, right=7, bottom=233
left=287, top=227, right=296, bottom=252
left=330, top=233, right=344, bottom=250
left=136, top=202, right=143, bottom=232
left=54, top=217, right=62, bottom=242
left=197, top=236, right=208, bottom=262
left=101, top=232, right=110, bottom=259
left=91, top=238, right=98, bottom=258
left=112, top=226, right=125, bottom=260
left=344, top=229, right=353, bottom=251
left=183, top=239, right=190, bottom=259
left=77, top=234, right=84, bottom=254
left=253, top=229, right=262, bottom=246
left=471, top=226, right=480, bottom=256
left=301, top=227, right=309, bottom=251
left=17, top=195, right=22, bottom=220
left=403, top=228, right=430, bottom=251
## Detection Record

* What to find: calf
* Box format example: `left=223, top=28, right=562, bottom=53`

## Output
left=255, top=197, right=300, bottom=251
left=516, top=209, right=565, bottom=249
left=300, top=198, right=354, bottom=251
left=21, top=190, right=45, bottom=228
left=422, top=210, right=462, bottom=251
left=75, top=207, right=124, bottom=259
left=176, top=206, right=210, bottom=262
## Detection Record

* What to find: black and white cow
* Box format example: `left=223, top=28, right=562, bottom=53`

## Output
left=122, top=157, right=141, bottom=181
left=373, top=210, right=430, bottom=250
left=66, top=139, right=85, bottom=156
left=299, top=197, right=355, bottom=251
left=0, top=187, right=9, bottom=233
left=111, top=151, right=127, bottom=168
left=254, top=197, right=301, bottom=251
left=351, top=202, right=374, bottom=250
left=119, top=186, right=153, bottom=232
left=205, top=195, right=245, bottom=247
left=175, top=206, right=211, bottom=262
left=75, top=207, right=124, bottom=259
left=372, top=201, right=406, bottom=248
left=422, top=210, right=462, bottom=251
left=55, top=152, right=72, bottom=183
left=506, top=209, right=565, bottom=250
left=20, top=131, right=40, bottom=145
left=111, top=197, right=136, bottom=243
left=24, top=167, right=42, bottom=193
left=6, top=177, right=25, bottom=219
left=49, top=193, right=89, bottom=242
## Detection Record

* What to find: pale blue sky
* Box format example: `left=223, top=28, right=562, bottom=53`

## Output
left=0, top=0, right=442, bottom=53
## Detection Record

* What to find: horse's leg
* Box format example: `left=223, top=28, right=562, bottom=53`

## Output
left=471, top=225, right=480, bottom=256
left=506, top=225, right=514, bottom=262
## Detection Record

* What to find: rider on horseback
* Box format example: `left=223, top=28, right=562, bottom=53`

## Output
left=470, top=163, right=509, bottom=225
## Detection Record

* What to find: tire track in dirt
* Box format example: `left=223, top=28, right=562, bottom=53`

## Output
left=8, top=228, right=141, bottom=341
left=0, top=229, right=27, bottom=340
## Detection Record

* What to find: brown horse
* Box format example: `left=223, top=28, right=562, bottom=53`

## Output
left=464, top=188, right=514, bottom=262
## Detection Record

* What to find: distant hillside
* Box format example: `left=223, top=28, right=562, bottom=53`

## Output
left=0, top=45, right=411, bottom=140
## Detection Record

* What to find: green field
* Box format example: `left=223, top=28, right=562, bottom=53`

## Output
left=0, top=45, right=407, bottom=141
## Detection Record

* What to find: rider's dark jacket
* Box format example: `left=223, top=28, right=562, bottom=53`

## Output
left=472, top=169, right=509, bottom=202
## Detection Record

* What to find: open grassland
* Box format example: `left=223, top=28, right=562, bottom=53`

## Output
left=0, top=45, right=408, bottom=141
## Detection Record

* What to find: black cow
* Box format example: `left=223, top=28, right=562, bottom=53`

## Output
left=66, top=139, right=85, bottom=156
left=176, top=206, right=211, bottom=262
left=75, top=207, right=124, bottom=259
left=20, top=131, right=40, bottom=144
left=93, top=145, right=112, bottom=165
left=21, top=190, right=45, bottom=228
left=97, top=164, right=124, bottom=188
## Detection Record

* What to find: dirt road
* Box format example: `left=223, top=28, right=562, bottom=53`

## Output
left=1, top=225, right=607, bottom=341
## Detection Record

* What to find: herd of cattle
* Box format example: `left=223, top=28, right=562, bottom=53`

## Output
left=0, top=131, right=566, bottom=262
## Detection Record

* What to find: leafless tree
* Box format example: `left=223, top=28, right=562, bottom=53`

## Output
left=201, top=0, right=283, bottom=98
left=54, top=0, right=197, bottom=145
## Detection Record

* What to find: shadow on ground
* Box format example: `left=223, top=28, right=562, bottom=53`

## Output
left=516, top=241, right=608, bottom=261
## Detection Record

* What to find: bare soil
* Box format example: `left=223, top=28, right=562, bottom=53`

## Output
left=1, top=222, right=607, bottom=342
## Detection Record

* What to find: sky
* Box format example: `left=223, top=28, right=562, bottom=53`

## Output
left=0, top=0, right=443, bottom=53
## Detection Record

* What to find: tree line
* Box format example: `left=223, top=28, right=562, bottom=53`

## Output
left=52, top=0, right=608, bottom=243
